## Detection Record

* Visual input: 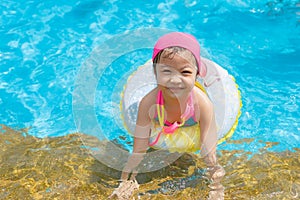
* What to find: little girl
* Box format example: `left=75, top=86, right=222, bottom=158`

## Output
left=110, top=32, right=225, bottom=199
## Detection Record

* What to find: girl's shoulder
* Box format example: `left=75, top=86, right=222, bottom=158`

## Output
left=138, top=87, right=158, bottom=118
left=140, top=87, right=157, bottom=105
left=193, top=86, right=211, bottom=104
left=193, top=86, right=214, bottom=117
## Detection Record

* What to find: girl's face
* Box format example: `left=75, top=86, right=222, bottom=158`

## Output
left=155, top=50, right=197, bottom=99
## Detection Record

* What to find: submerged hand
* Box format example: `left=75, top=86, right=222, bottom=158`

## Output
left=109, top=180, right=139, bottom=200
left=208, top=165, right=225, bottom=183
left=208, top=185, right=224, bottom=200
left=207, top=165, right=225, bottom=200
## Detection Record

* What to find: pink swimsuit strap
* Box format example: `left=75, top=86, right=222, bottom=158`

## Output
left=149, top=90, right=195, bottom=146
left=156, top=90, right=195, bottom=123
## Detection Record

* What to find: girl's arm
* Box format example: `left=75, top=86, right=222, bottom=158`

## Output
left=199, top=99, right=218, bottom=166
left=109, top=96, right=153, bottom=199
left=195, top=89, right=218, bottom=166
left=198, top=94, right=225, bottom=198
left=121, top=96, right=152, bottom=181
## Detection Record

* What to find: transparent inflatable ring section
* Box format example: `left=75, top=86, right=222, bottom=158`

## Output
left=121, top=57, right=242, bottom=145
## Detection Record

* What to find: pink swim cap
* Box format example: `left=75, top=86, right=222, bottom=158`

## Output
left=152, top=32, right=206, bottom=77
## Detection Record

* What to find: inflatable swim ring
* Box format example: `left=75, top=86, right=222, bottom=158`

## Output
left=120, top=57, right=242, bottom=144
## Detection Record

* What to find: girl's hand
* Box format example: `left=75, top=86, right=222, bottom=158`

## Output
left=207, top=164, right=225, bottom=183
left=206, top=165, right=225, bottom=200
left=109, top=180, right=139, bottom=200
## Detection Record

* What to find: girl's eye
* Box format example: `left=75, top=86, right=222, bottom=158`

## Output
left=182, top=70, right=192, bottom=74
left=162, top=70, right=171, bottom=73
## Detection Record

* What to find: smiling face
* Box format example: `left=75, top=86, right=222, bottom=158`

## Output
left=154, top=47, right=198, bottom=99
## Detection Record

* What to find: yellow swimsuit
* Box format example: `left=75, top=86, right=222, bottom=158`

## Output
left=150, top=121, right=200, bottom=153
left=148, top=90, right=201, bottom=153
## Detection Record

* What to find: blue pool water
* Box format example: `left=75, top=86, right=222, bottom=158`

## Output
left=1, top=0, right=299, bottom=152
left=1, top=1, right=300, bottom=199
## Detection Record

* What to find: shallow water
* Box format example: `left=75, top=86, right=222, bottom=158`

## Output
left=1, top=125, right=299, bottom=199
left=1, top=0, right=300, bottom=199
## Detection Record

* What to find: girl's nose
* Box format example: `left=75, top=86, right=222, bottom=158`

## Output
left=170, top=74, right=182, bottom=84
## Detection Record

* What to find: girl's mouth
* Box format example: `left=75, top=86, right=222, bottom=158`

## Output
left=168, top=87, right=183, bottom=92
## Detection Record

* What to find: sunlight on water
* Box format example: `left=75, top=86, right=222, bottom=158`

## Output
left=1, top=0, right=300, bottom=199
left=1, top=125, right=299, bottom=199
